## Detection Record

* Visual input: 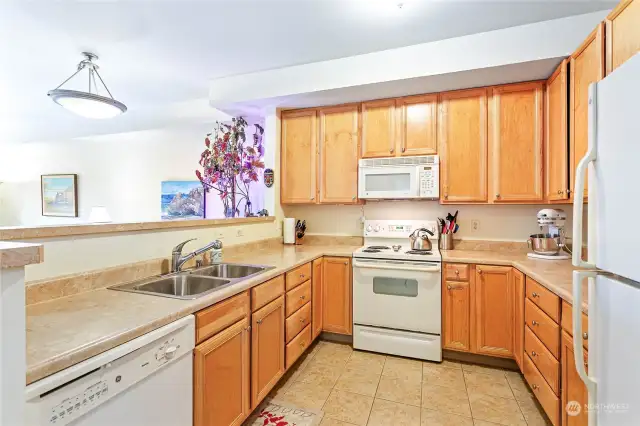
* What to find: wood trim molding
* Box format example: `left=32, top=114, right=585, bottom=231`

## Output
left=0, top=216, right=275, bottom=241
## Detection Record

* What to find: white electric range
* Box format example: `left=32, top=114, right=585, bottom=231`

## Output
left=352, top=220, right=442, bottom=362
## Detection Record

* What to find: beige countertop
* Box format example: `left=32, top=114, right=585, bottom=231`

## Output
left=27, top=244, right=585, bottom=385
left=0, top=241, right=43, bottom=268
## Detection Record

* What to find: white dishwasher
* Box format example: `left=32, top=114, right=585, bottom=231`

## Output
left=25, top=315, right=195, bottom=426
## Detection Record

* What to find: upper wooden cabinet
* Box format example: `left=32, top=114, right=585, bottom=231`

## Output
left=606, top=0, right=640, bottom=74
left=570, top=23, right=605, bottom=202
left=361, top=99, right=396, bottom=158
left=281, top=110, right=317, bottom=204
left=439, top=88, right=488, bottom=203
left=396, top=94, right=438, bottom=157
left=471, top=265, right=514, bottom=357
left=489, top=82, right=544, bottom=202
left=546, top=60, right=570, bottom=202
left=318, top=105, right=360, bottom=204
left=322, top=257, right=352, bottom=335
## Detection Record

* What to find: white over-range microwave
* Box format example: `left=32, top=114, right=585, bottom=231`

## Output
left=358, top=155, right=439, bottom=200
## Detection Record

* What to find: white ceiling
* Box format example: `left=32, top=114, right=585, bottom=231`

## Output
left=0, top=0, right=614, bottom=142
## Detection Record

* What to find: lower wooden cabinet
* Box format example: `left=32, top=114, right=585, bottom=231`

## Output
left=561, top=330, right=589, bottom=426
left=194, top=317, right=251, bottom=426
left=513, top=269, right=525, bottom=369
left=312, top=258, right=324, bottom=339
left=322, top=257, right=352, bottom=335
left=471, top=265, right=514, bottom=357
left=442, top=279, right=471, bottom=351
left=251, top=296, right=285, bottom=408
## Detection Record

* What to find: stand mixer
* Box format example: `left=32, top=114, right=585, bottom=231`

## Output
left=527, top=209, right=571, bottom=260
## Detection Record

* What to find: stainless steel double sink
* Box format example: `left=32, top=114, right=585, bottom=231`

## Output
left=109, top=263, right=274, bottom=300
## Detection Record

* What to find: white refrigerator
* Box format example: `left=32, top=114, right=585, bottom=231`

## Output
left=572, top=52, right=640, bottom=426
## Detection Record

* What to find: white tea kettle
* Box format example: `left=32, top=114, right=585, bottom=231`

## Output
left=409, top=228, right=434, bottom=251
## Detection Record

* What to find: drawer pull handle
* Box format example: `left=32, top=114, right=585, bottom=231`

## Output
left=477, top=269, right=482, bottom=274
left=455, top=270, right=460, bottom=275
left=531, top=320, right=539, bottom=326
left=532, top=384, right=539, bottom=390
left=447, top=285, right=464, bottom=290
left=300, top=274, right=305, bottom=278
left=300, top=295, right=306, bottom=300
left=300, top=318, right=306, bottom=323
left=583, top=332, right=589, bottom=340
left=532, top=292, right=539, bottom=298
left=300, top=341, right=306, bottom=347
left=531, top=351, right=537, bottom=357
left=256, top=319, right=263, bottom=325
left=246, top=326, right=252, bottom=331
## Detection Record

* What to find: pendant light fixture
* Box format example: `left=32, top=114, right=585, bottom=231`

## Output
left=48, top=52, right=127, bottom=119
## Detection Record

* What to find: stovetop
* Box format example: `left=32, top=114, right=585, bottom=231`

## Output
left=353, top=245, right=442, bottom=262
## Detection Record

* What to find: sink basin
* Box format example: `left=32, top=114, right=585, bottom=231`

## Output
left=190, top=263, right=271, bottom=279
left=110, top=274, right=232, bottom=300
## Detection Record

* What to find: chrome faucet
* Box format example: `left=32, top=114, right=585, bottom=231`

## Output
left=171, top=238, right=223, bottom=273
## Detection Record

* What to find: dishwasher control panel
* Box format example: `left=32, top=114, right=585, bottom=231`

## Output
left=25, top=317, right=195, bottom=425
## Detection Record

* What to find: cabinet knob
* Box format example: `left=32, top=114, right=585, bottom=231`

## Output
left=390, top=148, right=394, bottom=153
left=402, top=147, right=406, bottom=153
left=447, top=285, right=452, bottom=290
left=557, top=190, right=562, bottom=195
left=300, top=295, right=306, bottom=300
left=300, top=318, right=306, bottom=323
left=583, top=332, right=589, bottom=340
left=344, top=261, right=348, bottom=265
left=532, top=292, right=539, bottom=298
left=311, top=196, right=315, bottom=200
left=246, top=325, right=252, bottom=331
left=531, top=351, right=537, bottom=357
left=256, top=319, right=263, bottom=325
left=444, top=194, right=449, bottom=200
left=496, top=194, right=501, bottom=199
left=455, top=270, right=460, bottom=275
left=352, top=196, right=356, bottom=201
left=300, top=341, right=306, bottom=347
left=477, top=269, right=482, bottom=274
left=531, top=320, right=539, bottom=326
left=532, top=384, right=539, bottom=390
left=300, top=273, right=305, bottom=278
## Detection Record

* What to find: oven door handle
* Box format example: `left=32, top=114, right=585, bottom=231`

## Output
left=353, top=262, right=441, bottom=273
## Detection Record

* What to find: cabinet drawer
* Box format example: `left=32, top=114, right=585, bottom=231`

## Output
left=196, top=291, right=250, bottom=344
left=251, top=275, right=285, bottom=312
left=286, top=324, right=312, bottom=369
left=444, top=263, right=470, bottom=281
left=286, top=301, right=311, bottom=343
left=523, top=354, right=560, bottom=426
left=525, top=299, right=560, bottom=358
left=526, top=277, right=561, bottom=322
left=524, top=326, right=560, bottom=395
left=286, top=280, right=311, bottom=317
left=561, top=301, right=589, bottom=349
left=286, top=263, right=312, bottom=291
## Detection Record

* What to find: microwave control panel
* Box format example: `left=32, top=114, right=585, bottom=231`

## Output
left=419, top=165, right=439, bottom=198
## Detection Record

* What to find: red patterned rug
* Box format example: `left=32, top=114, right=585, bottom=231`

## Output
left=245, top=399, right=323, bottom=426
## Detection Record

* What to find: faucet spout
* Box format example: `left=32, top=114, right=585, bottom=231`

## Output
left=171, top=239, right=223, bottom=273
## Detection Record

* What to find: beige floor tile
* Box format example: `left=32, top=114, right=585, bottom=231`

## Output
left=382, top=356, right=423, bottom=382
left=472, top=421, right=504, bottom=426
left=314, top=343, right=353, bottom=367
left=467, top=392, right=526, bottom=426
left=420, top=408, right=474, bottom=426
left=505, top=373, right=535, bottom=402
left=367, top=399, right=421, bottom=426
left=346, top=350, right=386, bottom=374
left=421, top=383, right=472, bottom=417
left=423, top=366, right=466, bottom=390
left=463, top=372, right=514, bottom=399
left=298, top=359, right=345, bottom=387
left=334, top=366, right=381, bottom=397
left=423, top=359, right=463, bottom=372
left=517, top=398, right=552, bottom=426
left=320, top=418, right=359, bottom=426
left=322, top=390, right=374, bottom=426
left=280, top=380, right=333, bottom=411
left=376, top=376, right=422, bottom=406
left=460, top=364, right=508, bottom=378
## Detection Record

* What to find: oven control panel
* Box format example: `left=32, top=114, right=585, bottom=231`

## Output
left=363, top=220, right=438, bottom=238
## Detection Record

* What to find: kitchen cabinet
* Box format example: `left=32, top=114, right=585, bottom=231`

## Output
left=396, top=94, right=438, bottom=156
left=318, top=105, right=360, bottom=204
left=471, top=265, right=514, bottom=357
left=570, top=23, right=605, bottom=201
left=489, top=81, right=544, bottom=202
left=561, top=331, right=588, bottom=426
left=546, top=60, right=570, bottom=202
left=606, top=0, right=640, bottom=74
left=361, top=99, right=396, bottom=158
left=322, top=257, right=352, bottom=335
left=194, top=317, right=251, bottom=426
left=439, top=88, right=488, bottom=203
left=513, top=269, right=525, bottom=370
left=251, top=296, right=285, bottom=408
left=442, top=279, right=471, bottom=352
left=281, top=109, right=318, bottom=204
left=312, top=257, right=324, bottom=339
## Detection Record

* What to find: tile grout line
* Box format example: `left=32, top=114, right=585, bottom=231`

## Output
left=363, top=354, right=386, bottom=426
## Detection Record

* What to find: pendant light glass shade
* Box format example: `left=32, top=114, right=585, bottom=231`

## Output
left=48, top=52, right=127, bottom=119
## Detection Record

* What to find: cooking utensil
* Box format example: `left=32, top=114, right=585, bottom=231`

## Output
left=528, top=233, right=564, bottom=255
left=409, top=228, right=434, bottom=251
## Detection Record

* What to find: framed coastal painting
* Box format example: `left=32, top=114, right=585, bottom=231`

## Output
left=41, top=174, right=78, bottom=217
left=161, top=180, right=205, bottom=220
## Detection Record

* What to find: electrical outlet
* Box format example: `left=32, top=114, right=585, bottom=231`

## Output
left=472, top=220, right=480, bottom=231
left=236, top=229, right=244, bottom=237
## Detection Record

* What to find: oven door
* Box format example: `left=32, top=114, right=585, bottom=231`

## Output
left=352, top=258, right=441, bottom=334
left=358, top=166, right=419, bottom=199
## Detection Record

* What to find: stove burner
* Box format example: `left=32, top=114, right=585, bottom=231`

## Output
left=367, top=246, right=390, bottom=250
left=362, top=249, right=381, bottom=253
left=406, top=250, right=432, bottom=255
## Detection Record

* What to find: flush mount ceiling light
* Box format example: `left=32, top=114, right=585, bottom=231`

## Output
left=48, top=52, right=127, bottom=119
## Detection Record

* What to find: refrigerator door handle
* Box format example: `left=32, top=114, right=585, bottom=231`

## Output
left=573, top=269, right=597, bottom=426
left=572, top=84, right=597, bottom=269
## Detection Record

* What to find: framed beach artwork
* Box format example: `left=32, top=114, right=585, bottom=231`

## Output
left=161, top=181, right=205, bottom=220
left=41, top=174, right=78, bottom=217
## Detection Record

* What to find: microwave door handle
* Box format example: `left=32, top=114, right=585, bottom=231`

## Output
left=353, top=262, right=441, bottom=273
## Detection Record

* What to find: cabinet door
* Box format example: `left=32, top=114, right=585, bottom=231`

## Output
left=251, top=296, right=285, bottom=408
left=439, top=88, right=488, bottom=203
left=513, top=269, right=525, bottom=370
left=281, top=110, right=318, bottom=204
left=194, top=318, right=250, bottom=426
left=442, top=280, right=470, bottom=351
left=570, top=23, right=605, bottom=202
left=489, top=82, right=544, bottom=202
left=322, top=257, right=352, bottom=335
left=471, top=265, right=514, bottom=357
left=361, top=99, right=396, bottom=158
left=318, top=105, right=360, bottom=204
left=546, top=60, right=570, bottom=202
left=561, top=331, right=588, bottom=426
left=396, top=94, right=438, bottom=156
left=312, top=257, right=324, bottom=339
left=606, top=0, right=640, bottom=74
